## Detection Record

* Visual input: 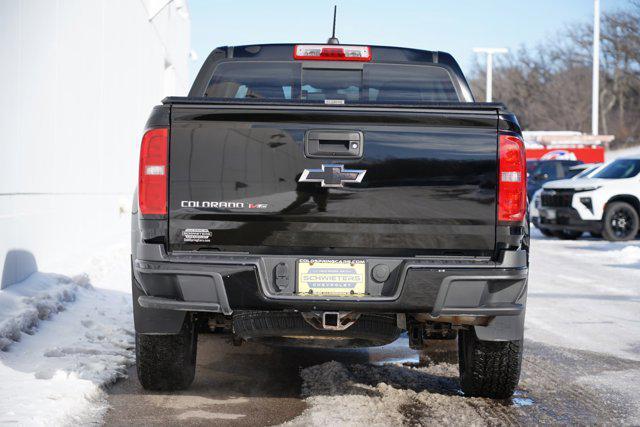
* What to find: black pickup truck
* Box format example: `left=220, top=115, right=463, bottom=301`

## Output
left=131, top=43, right=529, bottom=398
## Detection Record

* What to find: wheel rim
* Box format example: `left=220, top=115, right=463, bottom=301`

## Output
left=610, top=208, right=635, bottom=238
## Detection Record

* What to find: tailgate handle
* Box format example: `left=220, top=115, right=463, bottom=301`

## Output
left=304, top=130, right=363, bottom=158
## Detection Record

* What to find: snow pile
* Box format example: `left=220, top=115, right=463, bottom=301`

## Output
left=0, top=243, right=134, bottom=425
left=0, top=272, right=90, bottom=351
left=284, top=361, right=508, bottom=426
left=603, top=245, right=640, bottom=266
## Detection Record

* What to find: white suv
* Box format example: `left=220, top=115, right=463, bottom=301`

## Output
left=537, top=157, right=640, bottom=241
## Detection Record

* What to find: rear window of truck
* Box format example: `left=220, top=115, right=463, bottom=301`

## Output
left=204, top=61, right=459, bottom=103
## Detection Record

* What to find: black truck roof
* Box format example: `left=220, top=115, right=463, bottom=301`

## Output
left=189, top=43, right=475, bottom=101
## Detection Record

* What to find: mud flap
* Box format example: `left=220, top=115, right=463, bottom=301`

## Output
left=132, top=265, right=187, bottom=335
left=474, top=284, right=527, bottom=342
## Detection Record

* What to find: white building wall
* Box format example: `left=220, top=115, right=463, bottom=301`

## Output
left=0, top=0, right=190, bottom=287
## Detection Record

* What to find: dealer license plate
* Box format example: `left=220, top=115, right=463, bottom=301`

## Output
left=297, top=259, right=366, bottom=296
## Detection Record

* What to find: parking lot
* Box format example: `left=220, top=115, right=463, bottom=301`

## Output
left=103, top=230, right=640, bottom=425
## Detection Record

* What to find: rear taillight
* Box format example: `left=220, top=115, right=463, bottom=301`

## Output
left=294, top=44, right=372, bottom=61
left=139, top=128, right=168, bottom=215
left=498, top=134, right=526, bottom=223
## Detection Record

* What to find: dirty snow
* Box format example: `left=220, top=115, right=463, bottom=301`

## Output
left=284, top=231, right=640, bottom=425
left=0, top=272, right=90, bottom=351
left=0, top=242, right=133, bottom=425
left=284, top=359, right=510, bottom=427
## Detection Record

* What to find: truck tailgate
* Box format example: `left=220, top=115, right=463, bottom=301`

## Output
left=168, top=104, right=498, bottom=256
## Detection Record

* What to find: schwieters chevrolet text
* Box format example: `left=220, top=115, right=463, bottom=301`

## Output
left=131, top=40, right=529, bottom=399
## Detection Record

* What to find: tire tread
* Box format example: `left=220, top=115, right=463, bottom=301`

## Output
left=458, top=329, right=522, bottom=399
left=602, top=201, right=639, bottom=242
left=136, top=317, right=197, bottom=391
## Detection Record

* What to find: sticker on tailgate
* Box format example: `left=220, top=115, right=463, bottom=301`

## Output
left=181, top=228, right=212, bottom=243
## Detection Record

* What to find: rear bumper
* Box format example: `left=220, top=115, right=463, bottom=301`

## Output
left=539, top=207, right=602, bottom=232
left=132, top=243, right=528, bottom=334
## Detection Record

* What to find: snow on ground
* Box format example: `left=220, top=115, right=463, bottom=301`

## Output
left=526, top=229, right=640, bottom=361
left=0, top=242, right=133, bottom=425
left=2, top=223, right=640, bottom=425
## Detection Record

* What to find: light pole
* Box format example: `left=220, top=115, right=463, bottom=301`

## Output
left=592, top=0, right=600, bottom=135
left=473, top=47, right=508, bottom=102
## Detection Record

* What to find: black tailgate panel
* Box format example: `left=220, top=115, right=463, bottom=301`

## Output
left=169, top=106, right=498, bottom=256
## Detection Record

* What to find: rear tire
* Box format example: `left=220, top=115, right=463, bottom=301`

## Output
left=136, top=315, right=197, bottom=391
left=602, top=202, right=639, bottom=242
left=458, top=328, right=522, bottom=399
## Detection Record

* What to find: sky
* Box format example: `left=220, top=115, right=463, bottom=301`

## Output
left=187, top=0, right=632, bottom=85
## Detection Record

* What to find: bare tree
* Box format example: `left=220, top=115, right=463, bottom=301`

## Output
left=469, top=2, right=640, bottom=149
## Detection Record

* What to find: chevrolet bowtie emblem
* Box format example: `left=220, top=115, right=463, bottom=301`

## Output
left=298, top=164, right=366, bottom=188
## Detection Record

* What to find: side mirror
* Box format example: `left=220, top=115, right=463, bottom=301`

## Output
left=534, top=173, right=548, bottom=181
